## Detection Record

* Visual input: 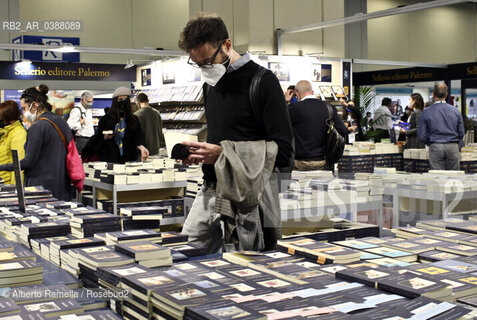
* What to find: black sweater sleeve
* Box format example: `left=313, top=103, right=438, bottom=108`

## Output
left=259, top=71, right=294, bottom=169
left=134, top=116, right=145, bottom=148
left=0, top=123, right=43, bottom=172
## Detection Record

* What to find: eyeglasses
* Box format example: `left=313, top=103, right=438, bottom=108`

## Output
left=187, top=40, right=225, bottom=69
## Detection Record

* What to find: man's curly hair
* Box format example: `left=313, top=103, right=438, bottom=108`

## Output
left=178, top=14, right=229, bottom=52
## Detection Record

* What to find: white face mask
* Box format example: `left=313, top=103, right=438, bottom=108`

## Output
left=24, top=103, right=37, bottom=122
left=200, top=53, right=231, bottom=87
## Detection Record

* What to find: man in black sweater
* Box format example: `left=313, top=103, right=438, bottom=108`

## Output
left=177, top=14, right=294, bottom=253
left=289, top=80, right=347, bottom=171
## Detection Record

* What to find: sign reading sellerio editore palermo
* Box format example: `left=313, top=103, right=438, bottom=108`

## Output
left=0, top=61, right=136, bottom=81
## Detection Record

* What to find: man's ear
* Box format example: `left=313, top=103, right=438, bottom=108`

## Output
left=223, top=39, right=232, bottom=51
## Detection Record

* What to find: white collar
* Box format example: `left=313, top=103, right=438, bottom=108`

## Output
left=301, top=95, right=317, bottom=101
left=433, top=100, right=446, bottom=104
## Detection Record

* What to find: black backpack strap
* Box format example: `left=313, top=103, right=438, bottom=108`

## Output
left=249, top=65, right=268, bottom=126
left=325, top=103, right=335, bottom=132
left=72, top=106, right=85, bottom=118
left=202, top=82, right=211, bottom=105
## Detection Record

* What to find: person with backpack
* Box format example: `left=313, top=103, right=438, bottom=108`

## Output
left=289, top=80, right=347, bottom=171
left=67, top=91, right=94, bottom=155
left=0, top=85, right=74, bottom=201
left=177, top=14, right=294, bottom=253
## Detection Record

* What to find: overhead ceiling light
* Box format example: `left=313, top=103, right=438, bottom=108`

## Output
left=18, top=59, right=32, bottom=65
left=124, top=59, right=153, bottom=69
left=55, top=43, right=76, bottom=53
left=124, top=59, right=134, bottom=69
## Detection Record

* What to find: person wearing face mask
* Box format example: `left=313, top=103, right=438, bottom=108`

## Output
left=20, top=96, right=38, bottom=130
left=82, top=87, right=149, bottom=163
left=403, top=93, right=425, bottom=149
left=0, top=100, right=27, bottom=184
left=67, top=91, right=95, bottom=155
left=177, top=14, right=294, bottom=253
left=0, top=85, right=73, bottom=201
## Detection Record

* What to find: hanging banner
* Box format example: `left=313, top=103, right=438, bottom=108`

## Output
left=0, top=61, right=136, bottom=81
left=342, top=61, right=351, bottom=97
left=12, top=35, right=80, bottom=62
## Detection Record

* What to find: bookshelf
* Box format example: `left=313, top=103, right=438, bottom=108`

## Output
left=133, top=85, right=207, bottom=142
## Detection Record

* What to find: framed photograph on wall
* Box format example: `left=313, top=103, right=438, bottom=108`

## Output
left=268, top=62, right=290, bottom=81
left=311, top=64, right=321, bottom=82
left=141, top=68, right=151, bottom=87
left=321, top=64, right=332, bottom=82
left=162, top=63, right=176, bottom=84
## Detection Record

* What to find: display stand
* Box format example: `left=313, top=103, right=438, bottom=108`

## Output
left=281, top=199, right=384, bottom=235
left=82, top=180, right=186, bottom=224
left=383, top=186, right=477, bottom=227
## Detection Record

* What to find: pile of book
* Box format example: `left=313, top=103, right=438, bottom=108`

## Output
left=100, top=229, right=164, bottom=246
left=83, top=159, right=199, bottom=184
left=96, top=263, right=152, bottom=316
left=49, top=237, right=106, bottom=267
left=70, top=213, right=121, bottom=238
left=186, top=177, right=203, bottom=199
left=0, top=255, right=42, bottom=287
left=115, top=241, right=172, bottom=267
left=279, top=177, right=377, bottom=211
left=277, top=237, right=362, bottom=264
left=18, top=221, right=70, bottom=248
left=73, top=246, right=134, bottom=288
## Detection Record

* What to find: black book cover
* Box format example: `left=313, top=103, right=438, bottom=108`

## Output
left=377, top=273, right=452, bottom=299
left=115, top=241, right=170, bottom=260
left=418, top=250, right=462, bottom=262
left=97, top=263, right=150, bottom=286
left=0, top=298, right=20, bottom=315
left=81, top=310, right=123, bottom=320
left=20, top=299, right=83, bottom=316
left=70, top=213, right=121, bottom=225
left=106, top=229, right=161, bottom=242
left=169, top=243, right=207, bottom=257
left=159, top=231, right=188, bottom=245
left=122, top=270, right=185, bottom=296
left=335, top=267, right=394, bottom=287
left=185, top=299, right=265, bottom=320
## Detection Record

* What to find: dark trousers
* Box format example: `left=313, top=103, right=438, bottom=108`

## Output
left=374, top=129, right=390, bottom=142
left=75, top=136, right=91, bottom=156
left=429, top=143, right=460, bottom=170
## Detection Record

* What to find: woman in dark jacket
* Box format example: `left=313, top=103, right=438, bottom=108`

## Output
left=82, top=87, right=149, bottom=163
left=0, top=85, right=72, bottom=200
left=403, top=93, right=425, bottom=149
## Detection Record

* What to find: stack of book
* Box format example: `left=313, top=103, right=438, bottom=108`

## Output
left=0, top=298, right=20, bottom=317
left=70, top=213, right=121, bottom=238
left=115, top=241, right=172, bottom=267
left=0, top=259, right=43, bottom=287
left=277, top=237, right=362, bottom=264
left=186, top=177, right=203, bottom=199
left=121, top=270, right=184, bottom=320
left=120, top=206, right=168, bottom=221
left=49, top=237, right=106, bottom=266
left=30, top=236, right=72, bottom=258
left=62, top=207, right=106, bottom=218
left=18, top=221, right=70, bottom=248
left=69, top=246, right=131, bottom=288
left=102, top=230, right=164, bottom=245
left=96, top=263, right=151, bottom=316
left=19, top=300, right=84, bottom=318
left=75, top=246, right=134, bottom=271
left=168, top=243, right=207, bottom=258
